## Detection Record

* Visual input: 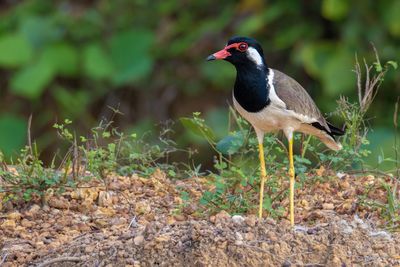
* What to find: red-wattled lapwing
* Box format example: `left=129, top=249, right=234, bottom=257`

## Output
left=207, top=37, right=344, bottom=226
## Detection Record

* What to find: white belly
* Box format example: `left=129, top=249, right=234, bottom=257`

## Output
left=233, top=97, right=302, bottom=134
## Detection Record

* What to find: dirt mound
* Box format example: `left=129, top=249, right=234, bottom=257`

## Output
left=25, top=213, right=400, bottom=267
left=1, top=170, right=399, bottom=266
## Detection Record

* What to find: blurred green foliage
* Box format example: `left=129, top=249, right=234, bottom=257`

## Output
left=0, top=0, right=399, bottom=165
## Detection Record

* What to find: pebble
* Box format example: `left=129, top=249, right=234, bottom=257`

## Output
left=338, top=220, right=353, bottom=235
left=21, top=219, right=34, bottom=228
left=215, top=210, right=230, bottom=221
left=244, top=232, right=255, bottom=241
left=25, top=204, right=41, bottom=218
left=267, top=231, right=278, bottom=242
left=322, top=203, right=334, bottom=210
left=235, top=232, right=243, bottom=241
left=1, top=220, right=16, bottom=229
left=232, top=215, right=245, bottom=225
left=245, top=215, right=257, bottom=227
left=7, top=212, right=22, bottom=221
left=134, top=235, right=145, bottom=246
left=174, top=215, right=185, bottom=221
left=235, top=240, right=243, bottom=246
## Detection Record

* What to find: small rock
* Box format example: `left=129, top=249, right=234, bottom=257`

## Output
left=7, top=212, right=22, bottom=221
left=244, top=232, right=255, bottom=241
left=35, top=241, right=45, bottom=247
left=232, top=215, right=245, bottom=225
left=42, top=205, right=50, bottom=212
left=1, top=219, right=16, bottom=229
left=155, top=235, right=170, bottom=242
left=265, top=218, right=276, bottom=225
left=245, top=215, right=257, bottom=227
left=235, top=232, right=243, bottom=241
left=183, top=204, right=196, bottom=215
left=215, top=210, right=230, bottom=221
left=353, top=215, right=369, bottom=230
left=98, top=191, right=113, bottom=207
left=25, top=204, right=41, bottom=218
left=76, top=223, right=91, bottom=232
left=209, top=215, right=216, bottom=224
left=338, top=220, right=353, bottom=235
left=48, top=197, right=69, bottom=209
left=282, top=260, right=291, bottom=267
left=174, top=214, right=185, bottom=221
left=20, top=219, right=34, bottom=228
left=94, top=219, right=109, bottom=228
left=108, top=181, right=122, bottom=190
left=135, top=201, right=151, bottom=215
left=260, top=242, right=269, bottom=250
left=331, top=256, right=342, bottom=266
left=121, top=232, right=134, bottom=240
left=322, top=203, right=334, bottom=210
left=166, top=216, right=176, bottom=225
left=294, top=225, right=308, bottom=233
left=369, top=230, right=391, bottom=240
left=340, top=180, right=350, bottom=189
left=267, top=231, right=278, bottom=242
left=218, top=241, right=227, bottom=249
left=235, top=240, right=243, bottom=246
left=110, top=217, right=127, bottom=226
left=41, top=223, right=51, bottom=229
left=306, top=227, right=320, bottom=235
left=134, top=235, right=145, bottom=246
left=372, top=243, right=385, bottom=250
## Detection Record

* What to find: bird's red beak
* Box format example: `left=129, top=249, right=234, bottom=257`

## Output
left=206, top=48, right=231, bottom=61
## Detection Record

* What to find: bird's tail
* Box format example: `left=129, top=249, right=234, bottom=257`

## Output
left=327, top=122, right=345, bottom=136
left=300, top=124, right=343, bottom=151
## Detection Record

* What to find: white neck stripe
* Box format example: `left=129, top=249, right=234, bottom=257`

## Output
left=267, top=69, right=286, bottom=108
left=246, top=47, right=263, bottom=68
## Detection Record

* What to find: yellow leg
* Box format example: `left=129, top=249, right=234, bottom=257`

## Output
left=258, top=143, right=267, bottom=218
left=288, top=136, right=295, bottom=226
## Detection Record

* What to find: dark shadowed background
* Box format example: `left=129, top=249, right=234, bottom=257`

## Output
left=0, top=0, right=399, bottom=168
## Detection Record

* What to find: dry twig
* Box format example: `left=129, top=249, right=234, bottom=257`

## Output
left=37, top=256, right=81, bottom=267
left=0, top=253, right=8, bottom=267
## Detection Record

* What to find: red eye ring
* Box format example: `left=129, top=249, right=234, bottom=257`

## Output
left=238, top=42, right=248, bottom=52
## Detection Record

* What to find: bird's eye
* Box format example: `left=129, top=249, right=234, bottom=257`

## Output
left=238, top=43, right=248, bottom=52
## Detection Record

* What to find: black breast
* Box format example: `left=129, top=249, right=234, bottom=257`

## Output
left=233, top=66, right=270, bottom=112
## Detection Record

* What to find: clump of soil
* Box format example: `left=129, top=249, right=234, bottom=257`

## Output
left=1, top=170, right=399, bottom=266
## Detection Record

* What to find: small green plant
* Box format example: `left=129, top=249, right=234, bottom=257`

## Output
left=0, top=112, right=194, bottom=207
left=53, top=115, right=193, bottom=182
left=0, top=144, right=71, bottom=204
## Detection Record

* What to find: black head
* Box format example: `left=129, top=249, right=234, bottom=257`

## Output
left=206, top=36, right=266, bottom=69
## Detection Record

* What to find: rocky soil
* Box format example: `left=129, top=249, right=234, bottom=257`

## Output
left=1, top=169, right=399, bottom=266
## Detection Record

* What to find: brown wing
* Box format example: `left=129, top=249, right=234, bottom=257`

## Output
left=272, top=69, right=330, bottom=132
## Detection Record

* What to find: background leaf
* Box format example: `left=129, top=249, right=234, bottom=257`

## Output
left=10, top=60, right=54, bottom=99
left=109, top=29, right=154, bottom=85
left=83, top=43, right=114, bottom=80
left=321, top=48, right=355, bottom=96
left=0, top=114, right=26, bottom=157
left=41, top=43, right=79, bottom=77
left=322, top=0, right=349, bottom=21
left=18, top=16, right=61, bottom=49
left=0, top=34, right=32, bottom=67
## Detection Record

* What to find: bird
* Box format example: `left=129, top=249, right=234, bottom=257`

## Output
left=206, top=36, right=344, bottom=226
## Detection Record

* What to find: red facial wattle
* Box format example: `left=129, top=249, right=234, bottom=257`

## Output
left=206, top=42, right=248, bottom=61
